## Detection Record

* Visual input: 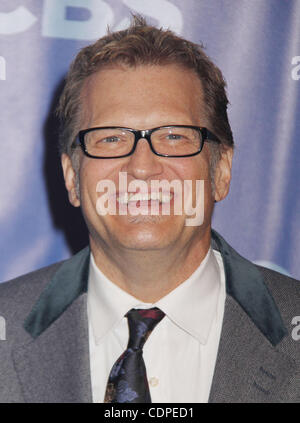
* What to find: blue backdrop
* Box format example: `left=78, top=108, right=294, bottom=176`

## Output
left=1, top=0, right=300, bottom=282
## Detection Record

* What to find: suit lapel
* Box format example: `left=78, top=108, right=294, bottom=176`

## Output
left=12, top=247, right=93, bottom=403
left=209, top=231, right=296, bottom=402
left=208, top=296, right=296, bottom=402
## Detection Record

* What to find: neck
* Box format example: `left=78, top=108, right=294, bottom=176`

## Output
left=90, top=229, right=211, bottom=302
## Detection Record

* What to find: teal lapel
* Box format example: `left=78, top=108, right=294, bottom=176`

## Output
left=24, top=246, right=90, bottom=338
left=211, top=229, right=287, bottom=346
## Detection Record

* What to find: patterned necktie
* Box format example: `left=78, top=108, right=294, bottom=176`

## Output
left=104, top=307, right=165, bottom=403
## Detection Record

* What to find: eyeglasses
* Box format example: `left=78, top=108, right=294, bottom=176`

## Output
left=76, top=125, right=221, bottom=159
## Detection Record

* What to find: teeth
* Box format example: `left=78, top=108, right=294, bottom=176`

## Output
left=117, top=192, right=172, bottom=204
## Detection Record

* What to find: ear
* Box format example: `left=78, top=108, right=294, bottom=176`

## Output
left=214, top=147, right=233, bottom=202
left=61, top=153, right=80, bottom=207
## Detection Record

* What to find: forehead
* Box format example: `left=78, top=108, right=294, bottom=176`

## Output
left=80, top=64, right=206, bottom=128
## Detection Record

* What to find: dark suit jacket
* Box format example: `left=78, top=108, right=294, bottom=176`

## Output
left=0, top=230, right=299, bottom=402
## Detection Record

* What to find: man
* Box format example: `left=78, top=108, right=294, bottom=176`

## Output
left=0, top=16, right=299, bottom=403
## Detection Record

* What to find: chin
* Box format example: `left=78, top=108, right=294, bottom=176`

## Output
left=115, top=221, right=178, bottom=251
left=126, top=214, right=165, bottom=224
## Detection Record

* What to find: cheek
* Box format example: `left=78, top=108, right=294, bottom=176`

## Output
left=80, top=162, right=96, bottom=196
left=80, top=159, right=120, bottom=190
left=177, top=155, right=213, bottom=206
left=169, top=154, right=211, bottom=181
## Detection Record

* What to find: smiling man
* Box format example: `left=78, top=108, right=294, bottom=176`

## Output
left=0, top=16, right=299, bottom=403
left=62, top=63, right=232, bottom=303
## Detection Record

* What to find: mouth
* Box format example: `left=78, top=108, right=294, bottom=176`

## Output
left=116, top=191, right=174, bottom=205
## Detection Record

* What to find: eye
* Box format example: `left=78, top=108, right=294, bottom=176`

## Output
left=99, top=136, right=120, bottom=143
left=165, top=134, right=183, bottom=140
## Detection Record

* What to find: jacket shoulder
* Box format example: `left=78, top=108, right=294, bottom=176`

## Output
left=257, top=265, right=300, bottom=298
left=256, top=265, right=300, bottom=327
left=0, top=260, right=67, bottom=320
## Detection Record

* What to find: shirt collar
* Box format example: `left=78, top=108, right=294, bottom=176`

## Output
left=88, top=247, right=221, bottom=346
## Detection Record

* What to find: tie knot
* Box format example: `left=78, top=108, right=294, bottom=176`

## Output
left=125, top=307, right=165, bottom=351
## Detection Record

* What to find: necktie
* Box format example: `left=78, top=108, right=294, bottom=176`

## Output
left=104, top=307, right=165, bottom=403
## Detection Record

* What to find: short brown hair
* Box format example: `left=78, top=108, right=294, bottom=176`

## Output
left=57, top=15, right=233, bottom=160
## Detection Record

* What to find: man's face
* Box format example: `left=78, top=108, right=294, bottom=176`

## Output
left=62, top=64, right=232, bottom=255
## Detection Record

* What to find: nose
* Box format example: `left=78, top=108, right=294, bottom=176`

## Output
left=121, top=137, right=163, bottom=180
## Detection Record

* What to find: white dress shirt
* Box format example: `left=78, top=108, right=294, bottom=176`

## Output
left=87, top=247, right=226, bottom=403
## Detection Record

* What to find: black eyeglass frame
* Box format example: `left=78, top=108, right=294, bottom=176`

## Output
left=76, top=125, right=221, bottom=159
